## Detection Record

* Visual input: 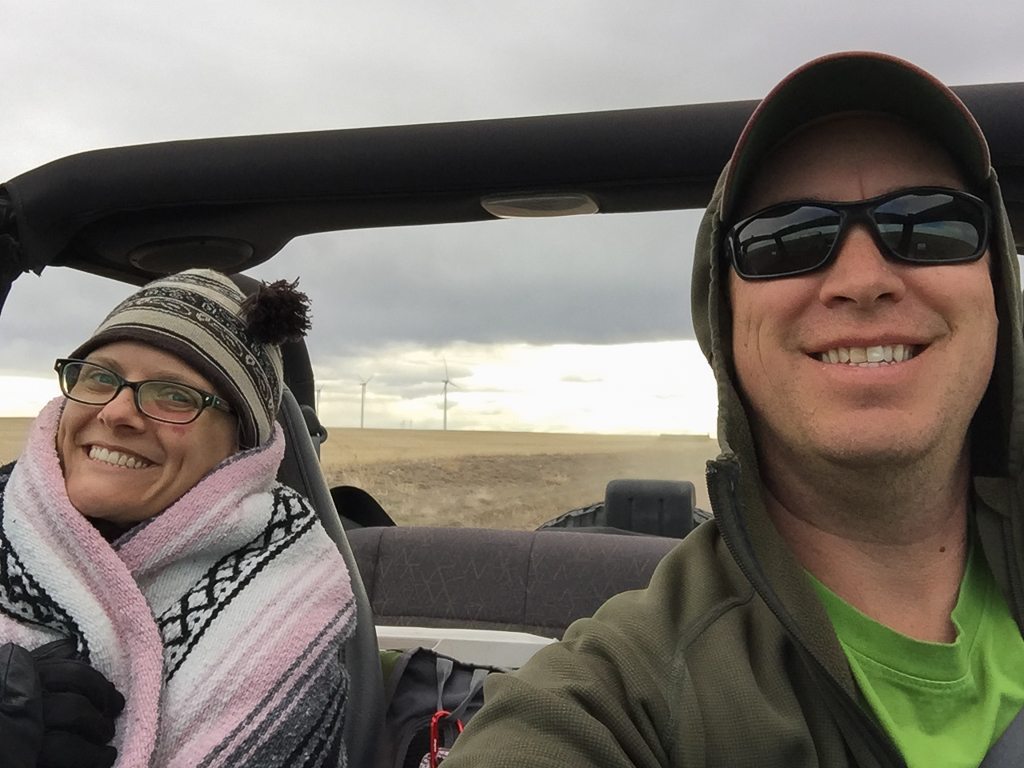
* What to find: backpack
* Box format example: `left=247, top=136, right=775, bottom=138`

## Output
left=377, top=647, right=504, bottom=768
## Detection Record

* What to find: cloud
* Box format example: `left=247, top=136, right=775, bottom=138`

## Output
left=306, top=339, right=717, bottom=435
left=6, top=2, right=1023, bottom=179
left=0, top=377, right=61, bottom=417
left=241, top=208, right=701, bottom=358
left=3, top=0, right=1024, bottom=433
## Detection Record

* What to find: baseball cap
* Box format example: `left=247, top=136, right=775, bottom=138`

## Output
left=721, top=51, right=992, bottom=222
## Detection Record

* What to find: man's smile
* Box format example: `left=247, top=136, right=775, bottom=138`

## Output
left=815, top=344, right=923, bottom=366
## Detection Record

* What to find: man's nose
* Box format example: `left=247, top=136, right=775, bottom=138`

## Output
left=817, top=224, right=907, bottom=307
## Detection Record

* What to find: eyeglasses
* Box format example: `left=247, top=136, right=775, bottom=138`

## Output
left=55, top=359, right=233, bottom=425
left=725, top=187, right=992, bottom=280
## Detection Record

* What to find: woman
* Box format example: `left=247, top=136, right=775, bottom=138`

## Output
left=0, top=269, right=356, bottom=767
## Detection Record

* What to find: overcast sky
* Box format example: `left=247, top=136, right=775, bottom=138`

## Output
left=2, top=1, right=1023, bottom=432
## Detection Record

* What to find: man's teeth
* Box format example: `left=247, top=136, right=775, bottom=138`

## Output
left=88, top=446, right=151, bottom=469
left=819, top=345, right=914, bottom=366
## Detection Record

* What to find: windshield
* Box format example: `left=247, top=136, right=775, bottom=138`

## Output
left=0, top=210, right=719, bottom=528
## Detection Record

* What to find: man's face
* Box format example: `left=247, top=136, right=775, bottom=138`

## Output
left=729, top=115, right=998, bottom=472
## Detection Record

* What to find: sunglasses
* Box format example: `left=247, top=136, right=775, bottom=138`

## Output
left=725, top=187, right=992, bottom=280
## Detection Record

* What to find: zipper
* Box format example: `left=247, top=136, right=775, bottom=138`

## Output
left=1004, top=504, right=1024, bottom=632
left=706, top=459, right=907, bottom=768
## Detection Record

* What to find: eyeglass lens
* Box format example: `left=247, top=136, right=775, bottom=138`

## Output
left=61, top=361, right=206, bottom=423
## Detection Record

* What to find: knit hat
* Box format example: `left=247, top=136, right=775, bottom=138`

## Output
left=68, top=269, right=311, bottom=449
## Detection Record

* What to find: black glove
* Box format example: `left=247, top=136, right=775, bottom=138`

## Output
left=0, top=643, right=44, bottom=768
left=30, top=639, right=126, bottom=768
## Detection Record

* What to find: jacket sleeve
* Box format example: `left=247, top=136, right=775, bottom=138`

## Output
left=442, top=589, right=680, bottom=768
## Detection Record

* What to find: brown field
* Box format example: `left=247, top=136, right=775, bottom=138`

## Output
left=0, top=419, right=33, bottom=465
left=0, top=419, right=720, bottom=530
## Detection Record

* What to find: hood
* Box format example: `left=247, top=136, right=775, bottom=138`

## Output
left=688, top=89, right=1024, bottom=712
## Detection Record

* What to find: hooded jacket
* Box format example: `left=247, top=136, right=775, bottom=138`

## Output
left=443, top=141, right=1024, bottom=765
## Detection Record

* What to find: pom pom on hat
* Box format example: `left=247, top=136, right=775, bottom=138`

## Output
left=68, top=269, right=310, bottom=450
left=241, top=278, right=312, bottom=345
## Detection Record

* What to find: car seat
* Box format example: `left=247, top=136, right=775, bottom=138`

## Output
left=345, top=526, right=679, bottom=639
left=230, top=271, right=385, bottom=766
left=276, top=386, right=386, bottom=766
left=537, top=479, right=707, bottom=538
left=604, top=479, right=696, bottom=538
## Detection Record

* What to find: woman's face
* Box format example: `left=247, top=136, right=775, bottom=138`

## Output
left=57, top=340, right=239, bottom=526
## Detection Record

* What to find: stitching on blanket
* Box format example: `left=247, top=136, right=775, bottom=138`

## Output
left=283, top=672, right=348, bottom=768
left=197, top=610, right=352, bottom=768
left=159, top=485, right=318, bottom=678
left=253, top=653, right=347, bottom=768
left=0, top=467, right=89, bottom=657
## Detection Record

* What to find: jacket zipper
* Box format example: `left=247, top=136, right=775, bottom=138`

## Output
left=706, top=459, right=907, bottom=768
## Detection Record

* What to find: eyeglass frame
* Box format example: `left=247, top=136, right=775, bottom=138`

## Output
left=723, top=186, right=992, bottom=281
left=54, top=358, right=234, bottom=425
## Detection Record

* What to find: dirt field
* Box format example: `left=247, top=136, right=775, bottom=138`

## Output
left=0, top=419, right=719, bottom=530
left=0, top=419, right=33, bottom=465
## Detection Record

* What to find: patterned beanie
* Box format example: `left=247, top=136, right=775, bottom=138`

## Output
left=68, top=269, right=311, bottom=449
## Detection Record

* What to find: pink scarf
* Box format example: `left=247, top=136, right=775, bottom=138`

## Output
left=0, top=398, right=356, bottom=767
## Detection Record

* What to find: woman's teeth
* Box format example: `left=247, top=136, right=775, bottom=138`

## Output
left=819, top=344, right=915, bottom=366
left=88, top=446, right=151, bottom=469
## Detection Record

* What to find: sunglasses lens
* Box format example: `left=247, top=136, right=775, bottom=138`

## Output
left=733, top=205, right=840, bottom=278
left=874, top=191, right=986, bottom=263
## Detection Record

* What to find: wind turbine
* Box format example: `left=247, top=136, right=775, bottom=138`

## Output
left=358, top=374, right=373, bottom=428
left=441, top=357, right=459, bottom=431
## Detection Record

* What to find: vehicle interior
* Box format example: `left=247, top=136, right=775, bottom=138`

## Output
left=2, top=82, right=1023, bottom=765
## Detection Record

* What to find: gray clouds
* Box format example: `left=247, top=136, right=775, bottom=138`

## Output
left=5, top=2, right=1024, bottom=180
left=3, top=0, right=1024, bottom=425
left=245, top=210, right=700, bottom=363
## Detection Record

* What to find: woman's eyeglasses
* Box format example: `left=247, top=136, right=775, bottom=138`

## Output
left=725, top=187, right=991, bottom=280
left=55, top=359, right=233, bottom=425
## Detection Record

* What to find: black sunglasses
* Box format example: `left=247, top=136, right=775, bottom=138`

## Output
left=725, top=187, right=992, bottom=281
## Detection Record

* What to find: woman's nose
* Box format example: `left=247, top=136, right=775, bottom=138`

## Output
left=97, top=386, right=146, bottom=427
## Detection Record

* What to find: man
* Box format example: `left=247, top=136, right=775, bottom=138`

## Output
left=444, top=52, right=1024, bottom=767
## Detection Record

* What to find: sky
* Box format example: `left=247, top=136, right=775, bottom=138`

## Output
left=1, top=1, right=1022, bottom=433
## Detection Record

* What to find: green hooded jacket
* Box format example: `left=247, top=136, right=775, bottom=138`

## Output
left=443, top=144, right=1024, bottom=768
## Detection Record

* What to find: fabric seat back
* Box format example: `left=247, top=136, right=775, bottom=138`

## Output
left=347, top=526, right=679, bottom=638
left=276, top=388, right=385, bottom=768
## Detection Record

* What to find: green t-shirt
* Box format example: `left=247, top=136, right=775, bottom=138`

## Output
left=809, top=546, right=1024, bottom=768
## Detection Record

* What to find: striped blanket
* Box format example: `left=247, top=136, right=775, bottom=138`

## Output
left=0, top=398, right=356, bottom=767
